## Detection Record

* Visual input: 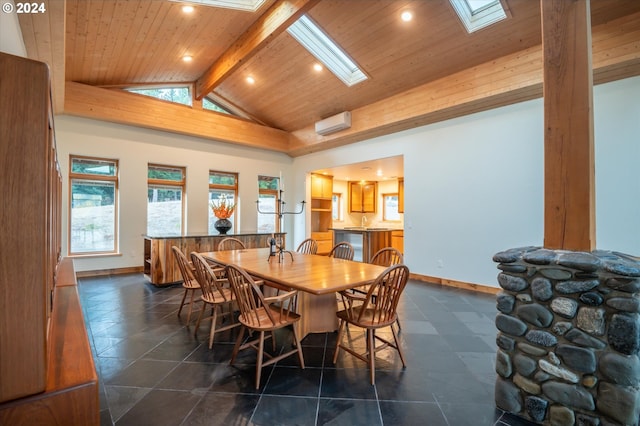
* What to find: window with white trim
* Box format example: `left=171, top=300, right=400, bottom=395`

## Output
left=147, top=164, right=185, bottom=236
left=69, top=156, right=118, bottom=254
left=383, top=193, right=401, bottom=221
left=257, top=175, right=280, bottom=233
left=209, top=171, right=238, bottom=233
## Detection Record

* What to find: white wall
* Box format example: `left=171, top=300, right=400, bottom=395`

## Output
left=293, top=76, right=640, bottom=287
left=0, top=1, right=26, bottom=56
left=56, top=115, right=293, bottom=272
left=593, top=78, right=640, bottom=252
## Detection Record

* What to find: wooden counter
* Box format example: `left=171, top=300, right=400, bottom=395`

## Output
left=144, top=233, right=285, bottom=286
left=331, top=228, right=395, bottom=263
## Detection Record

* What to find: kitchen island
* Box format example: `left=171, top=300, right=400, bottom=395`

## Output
left=331, top=227, right=396, bottom=262
left=144, top=232, right=285, bottom=286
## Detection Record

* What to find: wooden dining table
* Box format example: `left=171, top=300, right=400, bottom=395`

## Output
left=200, top=247, right=386, bottom=338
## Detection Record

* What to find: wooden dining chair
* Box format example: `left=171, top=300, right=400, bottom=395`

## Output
left=190, top=252, right=240, bottom=349
left=333, top=264, right=410, bottom=384
left=217, top=237, right=246, bottom=251
left=371, top=247, right=404, bottom=267
left=296, top=238, right=318, bottom=255
left=225, top=263, right=305, bottom=389
left=328, top=241, right=355, bottom=260
left=350, top=247, right=404, bottom=296
left=355, top=246, right=405, bottom=329
left=172, top=246, right=200, bottom=325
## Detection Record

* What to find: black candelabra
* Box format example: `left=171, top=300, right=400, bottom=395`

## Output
left=256, top=189, right=305, bottom=263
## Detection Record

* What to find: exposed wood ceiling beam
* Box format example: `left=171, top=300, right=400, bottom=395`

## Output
left=18, top=0, right=66, bottom=113
left=194, top=0, right=321, bottom=100
left=64, top=81, right=290, bottom=152
left=288, top=11, right=640, bottom=157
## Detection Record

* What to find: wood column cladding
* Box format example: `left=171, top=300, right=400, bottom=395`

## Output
left=310, top=174, right=334, bottom=254
left=349, top=181, right=377, bottom=213
left=0, top=52, right=98, bottom=424
left=542, top=0, right=596, bottom=251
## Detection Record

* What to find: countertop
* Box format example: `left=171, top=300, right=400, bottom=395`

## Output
left=145, top=232, right=285, bottom=239
left=330, top=227, right=400, bottom=233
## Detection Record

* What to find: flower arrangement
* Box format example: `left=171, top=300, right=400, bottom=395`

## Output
left=210, top=194, right=236, bottom=219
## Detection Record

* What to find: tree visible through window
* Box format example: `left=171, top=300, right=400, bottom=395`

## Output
left=257, top=175, right=280, bottom=233
left=147, top=164, right=185, bottom=236
left=127, top=87, right=192, bottom=106
left=69, top=156, right=118, bottom=254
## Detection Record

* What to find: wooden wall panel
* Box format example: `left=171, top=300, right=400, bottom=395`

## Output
left=0, top=53, right=50, bottom=402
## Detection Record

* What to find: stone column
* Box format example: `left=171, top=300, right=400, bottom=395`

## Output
left=493, top=247, right=640, bottom=425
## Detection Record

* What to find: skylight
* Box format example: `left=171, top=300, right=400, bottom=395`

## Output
left=287, top=15, right=367, bottom=87
left=171, top=0, right=266, bottom=12
left=450, top=0, right=506, bottom=33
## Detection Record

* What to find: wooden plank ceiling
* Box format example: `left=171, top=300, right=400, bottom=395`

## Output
left=19, top=0, right=640, bottom=156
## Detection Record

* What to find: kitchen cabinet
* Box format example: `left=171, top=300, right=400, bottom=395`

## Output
left=332, top=228, right=393, bottom=263
left=311, top=173, right=333, bottom=199
left=311, top=174, right=334, bottom=254
left=349, top=181, right=377, bottom=213
left=398, top=178, right=404, bottom=213
left=392, top=230, right=404, bottom=254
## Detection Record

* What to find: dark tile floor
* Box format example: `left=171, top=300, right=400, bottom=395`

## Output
left=78, top=274, right=536, bottom=426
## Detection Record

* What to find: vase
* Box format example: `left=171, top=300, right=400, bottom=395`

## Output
left=214, top=218, right=232, bottom=235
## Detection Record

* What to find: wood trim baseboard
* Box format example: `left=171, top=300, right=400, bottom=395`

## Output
left=410, top=273, right=500, bottom=295
left=75, top=266, right=144, bottom=278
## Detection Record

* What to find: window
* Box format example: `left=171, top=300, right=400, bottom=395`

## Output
left=203, top=98, right=233, bottom=115
left=209, top=171, right=238, bottom=233
left=257, top=175, right=280, bottom=233
left=69, top=156, right=118, bottom=254
left=332, top=193, right=342, bottom=221
left=147, top=164, right=185, bottom=236
left=383, top=193, right=401, bottom=221
left=449, top=0, right=506, bottom=33
left=127, top=87, right=192, bottom=107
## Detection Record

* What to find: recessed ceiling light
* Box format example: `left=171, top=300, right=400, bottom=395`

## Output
left=182, top=55, right=193, bottom=62
left=246, top=76, right=255, bottom=85
left=182, top=5, right=194, bottom=13
left=401, top=11, right=413, bottom=22
left=313, top=63, right=323, bottom=72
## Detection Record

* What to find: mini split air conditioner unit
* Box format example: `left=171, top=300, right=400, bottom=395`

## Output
left=315, top=111, right=351, bottom=136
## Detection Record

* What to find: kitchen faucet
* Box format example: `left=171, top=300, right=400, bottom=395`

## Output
left=361, top=215, right=367, bottom=227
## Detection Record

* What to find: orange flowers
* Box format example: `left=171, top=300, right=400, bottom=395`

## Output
left=210, top=195, right=235, bottom=219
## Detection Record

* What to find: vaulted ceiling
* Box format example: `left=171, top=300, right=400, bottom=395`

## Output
left=17, top=0, right=640, bottom=156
